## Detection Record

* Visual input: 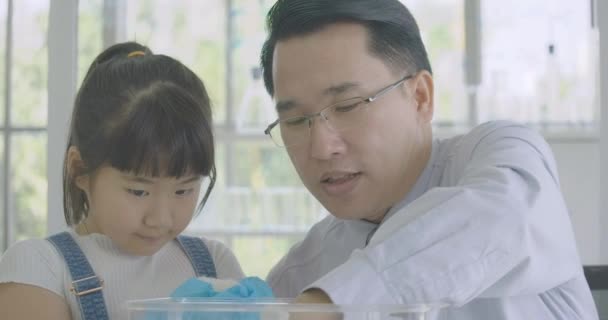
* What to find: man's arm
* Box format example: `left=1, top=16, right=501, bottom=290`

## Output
left=295, top=288, right=332, bottom=303
left=304, top=123, right=581, bottom=305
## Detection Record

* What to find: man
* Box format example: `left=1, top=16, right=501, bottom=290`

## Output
left=260, top=0, right=598, bottom=319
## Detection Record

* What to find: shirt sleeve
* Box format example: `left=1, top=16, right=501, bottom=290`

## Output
left=202, top=238, right=246, bottom=280
left=308, top=122, right=582, bottom=306
left=0, top=238, right=66, bottom=297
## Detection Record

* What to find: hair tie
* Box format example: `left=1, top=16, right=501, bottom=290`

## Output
left=127, top=50, right=146, bottom=58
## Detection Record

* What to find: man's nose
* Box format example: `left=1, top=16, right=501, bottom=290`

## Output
left=309, top=116, right=347, bottom=160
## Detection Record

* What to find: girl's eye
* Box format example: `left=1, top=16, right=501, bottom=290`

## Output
left=127, top=189, right=149, bottom=197
left=175, top=189, right=194, bottom=196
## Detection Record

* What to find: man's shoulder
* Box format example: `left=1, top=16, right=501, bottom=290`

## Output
left=432, top=120, right=555, bottom=184
left=441, top=120, right=548, bottom=158
left=266, top=215, right=343, bottom=296
left=463, top=120, right=542, bottom=141
left=270, top=215, right=339, bottom=272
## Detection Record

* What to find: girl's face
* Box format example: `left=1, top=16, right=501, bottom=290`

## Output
left=75, top=165, right=202, bottom=256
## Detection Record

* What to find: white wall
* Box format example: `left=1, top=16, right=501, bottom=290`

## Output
left=549, top=140, right=601, bottom=264
left=599, top=0, right=608, bottom=264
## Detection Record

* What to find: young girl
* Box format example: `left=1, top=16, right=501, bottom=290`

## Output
left=0, top=41, right=245, bottom=319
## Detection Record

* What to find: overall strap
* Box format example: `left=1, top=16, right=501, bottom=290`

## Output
left=176, top=235, right=217, bottom=278
left=47, top=232, right=109, bottom=320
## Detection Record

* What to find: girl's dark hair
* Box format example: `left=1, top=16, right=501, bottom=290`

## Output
left=260, top=0, right=433, bottom=96
left=63, top=41, right=216, bottom=226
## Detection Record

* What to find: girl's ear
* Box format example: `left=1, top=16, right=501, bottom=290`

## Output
left=67, top=146, right=90, bottom=193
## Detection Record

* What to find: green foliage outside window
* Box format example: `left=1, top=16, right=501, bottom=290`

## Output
left=7, top=1, right=50, bottom=244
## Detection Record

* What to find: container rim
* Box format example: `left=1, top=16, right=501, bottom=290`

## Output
left=126, top=297, right=444, bottom=313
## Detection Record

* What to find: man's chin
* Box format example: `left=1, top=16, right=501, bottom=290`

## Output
left=324, top=202, right=385, bottom=223
left=327, top=207, right=368, bottom=221
left=316, top=193, right=373, bottom=220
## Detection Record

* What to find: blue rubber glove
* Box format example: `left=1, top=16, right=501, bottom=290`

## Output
left=170, top=278, right=217, bottom=298
left=212, top=277, right=274, bottom=299
left=143, top=277, right=274, bottom=320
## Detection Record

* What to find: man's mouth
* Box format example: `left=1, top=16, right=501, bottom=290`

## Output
left=321, top=172, right=361, bottom=184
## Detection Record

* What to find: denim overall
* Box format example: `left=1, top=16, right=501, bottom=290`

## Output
left=47, top=232, right=217, bottom=320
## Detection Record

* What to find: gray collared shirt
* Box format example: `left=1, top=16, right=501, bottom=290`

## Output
left=267, top=120, right=598, bottom=320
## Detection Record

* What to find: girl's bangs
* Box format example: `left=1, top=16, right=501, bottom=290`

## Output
left=106, top=86, right=214, bottom=178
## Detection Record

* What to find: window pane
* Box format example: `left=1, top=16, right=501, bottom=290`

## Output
left=231, top=235, right=303, bottom=277
left=188, top=142, right=322, bottom=276
left=228, top=141, right=323, bottom=230
left=232, top=0, right=276, bottom=133
left=404, top=0, right=467, bottom=126
left=182, top=232, right=303, bottom=278
left=190, top=141, right=325, bottom=232
left=188, top=142, right=225, bottom=229
left=231, top=141, right=300, bottom=188
left=479, top=0, right=598, bottom=126
left=78, top=0, right=103, bottom=84
left=0, top=2, right=6, bottom=124
left=11, top=0, right=49, bottom=127
left=125, top=0, right=227, bottom=125
left=11, top=133, right=47, bottom=242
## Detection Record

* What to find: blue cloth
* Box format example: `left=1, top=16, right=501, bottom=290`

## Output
left=145, top=277, right=274, bottom=320
left=171, top=277, right=274, bottom=299
left=48, top=232, right=109, bottom=320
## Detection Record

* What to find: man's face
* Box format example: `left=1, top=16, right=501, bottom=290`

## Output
left=271, top=22, right=434, bottom=222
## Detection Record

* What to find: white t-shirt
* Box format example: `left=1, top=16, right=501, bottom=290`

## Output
left=0, top=230, right=244, bottom=320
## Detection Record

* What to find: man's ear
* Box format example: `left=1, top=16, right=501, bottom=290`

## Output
left=67, top=146, right=89, bottom=192
left=412, top=70, right=434, bottom=123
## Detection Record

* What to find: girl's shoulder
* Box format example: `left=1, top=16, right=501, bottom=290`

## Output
left=0, top=237, right=63, bottom=266
left=0, top=236, right=66, bottom=297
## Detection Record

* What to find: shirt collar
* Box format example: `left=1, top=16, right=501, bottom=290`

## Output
left=380, top=139, right=439, bottom=224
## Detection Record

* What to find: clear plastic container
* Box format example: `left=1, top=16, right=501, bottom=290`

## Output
left=126, top=298, right=436, bottom=320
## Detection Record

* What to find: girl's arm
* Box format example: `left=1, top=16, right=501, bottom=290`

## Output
left=0, top=283, right=72, bottom=320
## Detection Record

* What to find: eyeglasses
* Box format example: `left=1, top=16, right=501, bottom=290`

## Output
left=264, top=74, right=414, bottom=148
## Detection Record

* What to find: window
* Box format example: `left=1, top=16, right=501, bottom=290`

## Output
left=478, top=0, right=598, bottom=128
left=123, top=0, right=228, bottom=124
left=406, top=0, right=468, bottom=126
left=0, top=0, right=49, bottom=251
left=2, top=0, right=601, bottom=274
left=78, top=0, right=103, bottom=83
left=0, top=1, right=5, bottom=126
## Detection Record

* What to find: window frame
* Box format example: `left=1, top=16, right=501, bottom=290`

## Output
left=1, top=0, right=51, bottom=250
left=0, top=0, right=602, bottom=259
